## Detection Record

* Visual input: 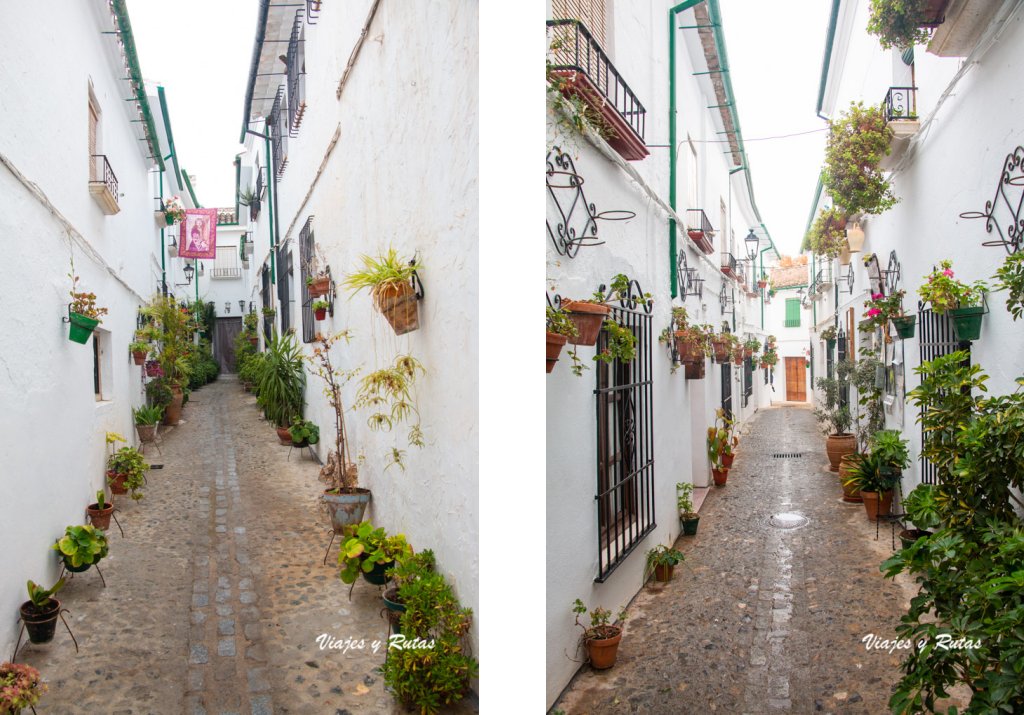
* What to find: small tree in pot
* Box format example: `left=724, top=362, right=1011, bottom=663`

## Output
left=813, top=361, right=855, bottom=471
left=573, top=599, right=627, bottom=670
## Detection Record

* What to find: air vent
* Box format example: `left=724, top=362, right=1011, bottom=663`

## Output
left=772, top=452, right=804, bottom=459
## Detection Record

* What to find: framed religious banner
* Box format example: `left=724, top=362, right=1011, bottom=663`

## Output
left=179, top=208, right=218, bottom=259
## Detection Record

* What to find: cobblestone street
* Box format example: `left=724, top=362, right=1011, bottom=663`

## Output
left=18, top=376, right=473, bottom=714
left=555, top=405, right=947, bottom=715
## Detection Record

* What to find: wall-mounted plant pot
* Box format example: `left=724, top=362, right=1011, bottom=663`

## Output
left=674, top=333, right=704, bottom=364
left=20, top=599, right=61, bottom=644
left=68, top=312, right=99, bottom=344
left=825, top=433, right=856, bottom=472
left=949, top=306, right=984, bottom=341
left=712, top=467, right=729, bottom=486
left=314, top=308, right=327, bottom=321
left=322, top=488, right=372, bottom=534
left=308, top=276, right=331, bottom=298
left=861, top=489, right=893, bottom=522
left=891, top=315, right=917, bottom=340
left=683, top=360, right=705, bottom=380
left=87, top=502, right=114, bottom=530
left=132, top=350, right=148, bottom=365
left=546, top=331, right=567, bottom=373
left=732, top=356, right=743, bottom=366
left=710, top=338, right=730, bottom=364
left=107, top=470, right=128, bottom=495
left=562, top=301, right=611, bottom=347
left=585, top=627, right=623, bottom=669
left=680, top=514, right=700, bottom=536
left=375, top=282, right=420, bottom=335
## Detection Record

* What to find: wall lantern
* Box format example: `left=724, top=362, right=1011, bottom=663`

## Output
left=239, top=300, right=247, bottom=313
left=744, top=229, right=759, bottom=261
left=224, top=302, right=231, bottom=314
left=182, top=263, right=195, bottom=285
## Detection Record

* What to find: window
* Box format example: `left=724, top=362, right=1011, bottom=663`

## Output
left=917, top=302, right=970, bottom=484
left=784, top=298, right=801, bottom=327
left=595, top=301, right=654, bottom=582
left=299, top=217, right=315, bottom=343
left=93, top=333, right=101, bottom=398
left=277, top=244, right=291, bottom=335
left=92, top=329, right=112, bottom=401
left=286, top=12, right=306, bottom=134
left=88, top=86, right=101, bottom=179
left=269, top=86, right=289, bottom=179
left=552, top=0, right=607, bottom=46
left=211, top=245, right=241, bottom=279
left=261, top=264, right=273, bottom=342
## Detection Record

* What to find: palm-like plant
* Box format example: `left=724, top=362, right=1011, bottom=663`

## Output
left=256, top=332, right=305, bottom=428
left=142, top=295, right=194, bottom=389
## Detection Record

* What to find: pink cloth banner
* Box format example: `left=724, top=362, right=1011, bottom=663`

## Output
left=179, top=208, right=218, bottom=259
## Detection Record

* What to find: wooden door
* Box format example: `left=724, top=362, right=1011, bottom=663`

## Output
left=214, top=317, right=243, bottom=373
left=785, top=357, right=806, bottom=402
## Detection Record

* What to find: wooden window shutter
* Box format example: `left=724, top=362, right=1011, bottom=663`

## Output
left=785, top=298, right=800, bottom=327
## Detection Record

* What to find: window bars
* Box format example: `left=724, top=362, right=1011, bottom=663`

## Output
left=721, top=362, right=733, bottom=421
left=594, top=279, right=654, bottom=582
left=286, top=12, right=306, bottom=136
left=277, top=244, right=291, bottom=335
left=261, top=266, right=273, bottom=343
left=270, top=87, right=289, bottom=180
left=742, top=357, right=752, bottom=407
left=299, top=217, right=315, bottom=343
left=884, top=86, right=918, bottom=122
left=960, top=145, right=1024, bottom=254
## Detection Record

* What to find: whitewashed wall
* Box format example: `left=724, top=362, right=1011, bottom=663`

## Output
left=545, top=0, right=770, bottom=705
left=763, top=287, right=814, bottom=403
left=0, top=0, right=161, bottom=656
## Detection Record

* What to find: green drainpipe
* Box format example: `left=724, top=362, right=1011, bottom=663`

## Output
left=159, top=170, right=166, bottom=294
left=264, top=134, right=276, bottom=284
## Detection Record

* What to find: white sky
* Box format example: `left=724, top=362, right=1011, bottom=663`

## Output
left=126, top=0, right=256, bottom=209
left=718, top=0, right=833, bottom=258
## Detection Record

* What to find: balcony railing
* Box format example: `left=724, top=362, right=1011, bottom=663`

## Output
left=685, top=208, right=715, bottom=255
left=547, top=19, right=649, bottom=161
left=720, top=252, right=736, bottom=277
left=286, top=12, right=306, bottom=135
left=270, top=86, right=289, bottom=179
left=88, top=154, right=119, bottom=214
left=212, top=244, right=242, bottom=279
left=884, top=86, right=918, bottom=122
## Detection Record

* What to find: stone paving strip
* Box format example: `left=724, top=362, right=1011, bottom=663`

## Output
left=19, top=376, right=477, bottom=714
left=555, top=405, right=941, bottom=715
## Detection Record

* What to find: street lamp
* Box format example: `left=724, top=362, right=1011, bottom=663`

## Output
left=239, top=300, right=247, bottom=313
left=744, top=229, right=759, bottom=261
left=182, top=263, right=195, bottom=285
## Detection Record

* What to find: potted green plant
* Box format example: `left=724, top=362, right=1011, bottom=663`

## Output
left=665, top=307, right=707, bottom=365
left=256, top=332, right=305, bottom=443
left=900, top=483, right=939, bottom=548
left=820, top=325, right=838, bottom=352
left=142, top=295, right=194, bottom=425
left=66, top=259, right=108, bottom=344
left=342, top=247, right=421, bottom=335
left=309, top=332, right=371, bottom=531
left=133, top=404, right=163, bottom=443
left=572, top=599, right=626, bottom=670
left=262, top=306, right=276, bottom=319
left=0, top=662, right=46, bottom=713
left=806, top=207, right=848, bottom=260
left=338, top=521, right=413, bottom=586
left=710, top=324, right=733, bottom=364
left=20, top=579, right=65, bottom=644
left=53, top=524, right=108, bottom=572
left=757, top=272, right=768, bottom=289
left=707, top=424, right=729, bottom=486
left=546, top=305, right=583, bottom=375
left=918, top=260, right=988, bottom=341
left=993, top=251, right=1024, bottom=321
left=243, top=311, right=260, bottom=346
left=823, top=102, right=897, bottom=216
left=355, top=354, right=424, bottom=469
left=288, top=417, right=320, bottom=448
left=843, top=450, right=900, bottom=521
left=742, top=336, right=761, bottom=360
left=382, top=550, right=436, bottom=635
left=645, top=543, right=685, bottom=583
left=107, top=445, right=148, bottom=501
left=677, top=482, right=700, bottom=535
left=867, top=0, right=947, bottom=49
left=813, top=363, right=856, bottom=471
left=304, top=245, right=332, bottom=297
left=86, top=489, right=114, bottom=530
left=311, top=299, right=330, bottom=321
left=129, top=340, right=149, bottom=366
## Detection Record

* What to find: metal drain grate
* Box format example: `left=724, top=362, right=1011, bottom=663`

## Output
left=772, top=452, right=804, bottom=459
left=769, top=512, right=809, bottom=529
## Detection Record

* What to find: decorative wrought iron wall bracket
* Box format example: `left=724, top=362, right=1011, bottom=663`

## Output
left=546, top=147, right=635, bottom=258
left=881, top=250, right=902, bottom=295
left=960, top=145, right=1024, bottom=254
left=677, top=251, right=704, bottom=300
left=596, top=277, right=653, bottom=313
left=408, top=259, right=425, bottom=302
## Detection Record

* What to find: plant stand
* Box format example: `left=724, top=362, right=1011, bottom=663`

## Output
left=11, top=610, right=79, bottom=661
left=59, top=563, right=106, bottom=589
left=287, top=442, right=321, bottom=463
left=86, top=506, right=125, bottom=539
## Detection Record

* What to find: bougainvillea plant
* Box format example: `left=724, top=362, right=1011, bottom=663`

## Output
left=823, top=101, right=897, bottom=215
left=807, top=206, right=849, bottom=259
left=917, top=260, right=988, bottom=313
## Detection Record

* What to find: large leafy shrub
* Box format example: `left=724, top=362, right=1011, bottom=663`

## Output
left=823, top=101, right=896, bottom=215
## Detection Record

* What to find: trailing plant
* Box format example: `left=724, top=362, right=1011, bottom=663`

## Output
left=307, top=332, right=360, bottom=492
left=546, top=306, right=586, bottom=376
left=743, top=337, right=761, bottom=358
left=288, top=418, right=320, bottom=445
left=644, top=544, right=685, bottom=582
left=806, top=207, right=849, bottom=259
left=918, top=260, right=988, bottom=313
left=572, top=598, right=626, bottom=642
left=354, top=354, right=425, bottom=468
left=256, top=331, right=305, bottom=428
left=108, top=446, right=148, bottom=501
left=595, top=320, right=636, bottom=365
left=823, top=101, right=896, bottom=215
left=866, top=0, right=935, bottom=49
left=993, top=251, right=1024, bottom=320
left=53, top=524, right=108, bottom=569
left=813, top=360, right=854, bottom=436
left=26, top=579, right=64, bottom=610
left=0, top=662, right=46, bottom=713
left=881, top=353, right=1024, bottom=713
left=133, top=404, right=164, bottom=425
left=546, top=35, right=618, bottom=142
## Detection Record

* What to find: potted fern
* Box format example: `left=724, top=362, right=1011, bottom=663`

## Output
left=343, top=247, right=421, bottom=335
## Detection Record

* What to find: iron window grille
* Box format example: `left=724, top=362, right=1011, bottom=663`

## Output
left=595, top=292, right=654, bottom=582
left=884, top=86, right=918, bottom=122
left=252, top=163, right=264, bottom=220
left=299, top=217, right=315, bottom=343
left=261, top=265, right=273, bottom=343
left=89, top=154, right=118, bottom=205
left=211, top=246, right=241, bottom=279
left=286, top=12, right=306, bottom=136
left=742, top=357, right=752, bottom=407
left=721, top=362, right=733, bottom=421
left=270, top=87, right=289, bottom=180
left=276, top=244, right=292, bottom=335
left=917, top=302, right=970, bottom=484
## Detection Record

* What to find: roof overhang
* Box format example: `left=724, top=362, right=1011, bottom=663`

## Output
left=239, top=1, right=298, bottom=142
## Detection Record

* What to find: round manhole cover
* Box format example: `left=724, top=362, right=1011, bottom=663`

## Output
left=769, top=512, right=809, bottom=529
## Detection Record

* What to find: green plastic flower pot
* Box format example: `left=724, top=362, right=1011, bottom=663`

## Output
left=68, top=312, right=99, bottom=344
left=826, top=338, right=836, bottom=352
left=360, top=556, right=395, bottom=586
left=680, top=516, right=700, bottom=536
left=949, top=306, right=984, bottom=342
left=891, top=315, right=916, bottom=340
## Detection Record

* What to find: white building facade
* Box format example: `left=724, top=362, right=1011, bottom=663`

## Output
left=545, top=0, right=779, bottom=705
left=763, top=259, right=814, bottom=403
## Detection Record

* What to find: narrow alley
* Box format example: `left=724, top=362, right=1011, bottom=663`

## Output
left=555, top=405, right=939, bottom=714
left=16, top=376, right=476, bottom=714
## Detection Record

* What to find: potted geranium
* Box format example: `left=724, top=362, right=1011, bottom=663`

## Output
left=53, top=524, right=108, bottom=573
left=159, top=195, right=186, bottom=226
left=644, top=544, right=685, bottom=583
left=572, top=599, right=626, bottom=670
left=677, top=482, right=700, bottom=535
left=86, top=489, right=114, bottom=530
left=342, top=247, right=421, bottom=335
left=20, top=579, right=64, bottom=644
left=918, top=260, right=988, bottom=341
left=312, top=299, right=330, bottom=321
left=338, top=521, right=413, bottom=586
left=867, top=0, right=947, bottom=49
left=0, top=662, right=46, bottom=713
left=66, top=262, right=108, bottom=345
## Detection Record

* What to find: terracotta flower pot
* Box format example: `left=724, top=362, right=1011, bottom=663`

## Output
left=374, top=281, right=420, bottom=335
left=825, top=433, right=856, bottom=472
left=546, top=331, right=567, bottom=373
left=87, top=501, right=114, bottom=530
left=586, top=627, right=623, bottom=669
left=861, top=490, right=894, bottom=522
left=712, top=467, right=729, bottom=486
left=107, top=470, right=128, bottom=495
left=684, top=360, right=705, bottom=379
left=674, top=333, right=704, bottom=364
left=721, top=452, right=735, bottom=469
left=711, top=338, right=730, bottom=364
left=314, top=307, right=327, bottom=321
left=838, top=454, right=863, bottom=503
left=654, top=564, right=674, bottom=582
left=248, top=336, right=259, bottom=346
left=132, top=350, right=148, bottom=365
left=562, top=301, right=611, bottom=347
left=276, top=426, right=293, bottom=445
left=163, top=385, right=184, bottom=425
left=307, top=276, right=331, bottom=298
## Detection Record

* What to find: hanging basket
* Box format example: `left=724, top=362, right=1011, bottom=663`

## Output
left=684, top=360, right=705, bottom=380
left=68, top=312, right=99, bottom=344
left=891, top=315, right=917, bottom=339
left=314, top=308, right=327, bottom=321
left=949, top=305, right=984, bottom=342
left=674, top=333, right=704, bottom=364
left=374, top=282, right=420, bottom=335
left=710, top=337, right=730, bottom=364
left=308, top=276, right=331, bottom=298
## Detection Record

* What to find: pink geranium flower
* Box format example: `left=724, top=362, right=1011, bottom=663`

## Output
left=943, top=268, right=954, bottom=277
left=872, top=293, right=883, bottom=300
left=867, top=308, right=882, bottom=317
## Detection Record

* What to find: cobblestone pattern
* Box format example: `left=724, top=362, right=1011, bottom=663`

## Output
left=19, top=377, right=477, bottom=714
left=554, top=405, right=951, bottom=715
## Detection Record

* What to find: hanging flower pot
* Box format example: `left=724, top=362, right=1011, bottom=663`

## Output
left=684, top=360, right=705, bottom=380
left=307, top=276, right=331, bottom=298
left=674, top=333, right=704, bottom=364
left=733, top=354, right=743, bottom=366
left=891, top=314, right=917, bottom=339
left=561, top=301, right=611, bottom=347
left=949, top=305, right=984, bottom=341
left=68, top=312, right=99, bottom=344
left=374, top=282, right=420, bottom=335
left=131, top=349, right=148, bottom=365
left=314, top=307, right=327, bottom=321
left=546, top=331, right=567, bottom=373
left=710, top=337, right=730, bottom=364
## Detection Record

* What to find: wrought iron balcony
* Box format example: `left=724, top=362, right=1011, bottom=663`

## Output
left=884, top=86, right=918, bottom=122
left=547, top=19, right=649, bottom=161
left=685, top=208, right=716, bottom=255
left=721, top=252, right=737, bottom=277
left=286, top=12, right=306, bottom=135
left=270, top=87, right=289, bottom=179
left=88, top=154, right=119, bottom=215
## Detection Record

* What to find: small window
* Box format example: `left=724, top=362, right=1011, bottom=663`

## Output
left=784, top=298, right=801, bottom=328
left=88, top=85, right=102, bottom=179
left=92, top=329, right=112, bottom=401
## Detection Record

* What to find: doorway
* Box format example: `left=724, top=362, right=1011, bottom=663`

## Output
left=214, top=317, right=243, bottom=373
left=784, top=357, right=806, bottom=402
